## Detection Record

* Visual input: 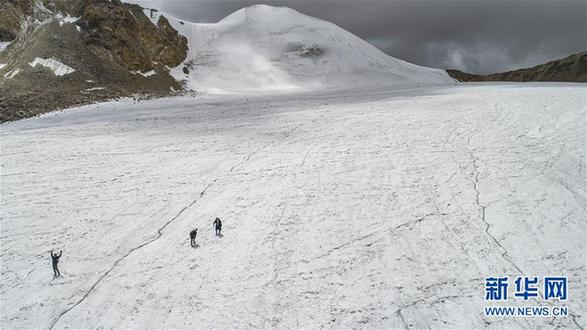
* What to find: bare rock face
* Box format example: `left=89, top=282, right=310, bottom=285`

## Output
left=79, top=0, right=187, bottom=71
left=0, top=1, right=32, bottom=41
left=0, top=0, right=189, bottom=122
left=447, top=52, right=587, bottom=82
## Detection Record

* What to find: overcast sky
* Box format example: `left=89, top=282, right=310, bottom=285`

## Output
left=128, top=0, right=586, bottom=74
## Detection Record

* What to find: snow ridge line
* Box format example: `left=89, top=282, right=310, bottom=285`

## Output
left=48, top=180, right=218, bottom=329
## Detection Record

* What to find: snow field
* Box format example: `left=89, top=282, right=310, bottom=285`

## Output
left=0, top=84, right=585, bottom=328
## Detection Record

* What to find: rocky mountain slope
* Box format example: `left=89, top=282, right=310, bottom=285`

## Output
left=0, top=0, right=187, bottom=121
left=0, top=2, right=456, bottom=121
left=447, top=51, right=587, bottom=82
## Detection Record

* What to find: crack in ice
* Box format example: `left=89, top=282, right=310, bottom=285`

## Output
left=48, top=180, right=218, bottom=329
left=465, top=143, right=585, bottom=330
left=465, top=147, right=525, bottom=276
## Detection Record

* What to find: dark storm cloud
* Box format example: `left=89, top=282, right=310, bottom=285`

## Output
left=128, top=0, right=586, bottom=74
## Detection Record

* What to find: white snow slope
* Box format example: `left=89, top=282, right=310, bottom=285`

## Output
left=145, top=5, right=454, bottom=93
left=29, top=57, right=76, bottom=76
left=1, top=83, right=585, bottom=329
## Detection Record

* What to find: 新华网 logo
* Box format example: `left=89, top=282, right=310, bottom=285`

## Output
left=483, top=276, right=568, bottom=317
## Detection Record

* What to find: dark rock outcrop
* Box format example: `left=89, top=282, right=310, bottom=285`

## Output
left=447, top=52, right=587, bottom=82
left=79, top=1, right=187, bottom=71
left=0, top=0, right=188, bottom=122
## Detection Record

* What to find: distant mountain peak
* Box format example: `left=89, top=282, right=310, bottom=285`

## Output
left=153, top=4, right=454, bottom=93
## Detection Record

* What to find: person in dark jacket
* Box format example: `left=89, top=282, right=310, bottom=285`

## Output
left=190, top=228, right=198, bottom=247
left=213, top=217, right=222, bottom=236
left=51, top=250, right=62, bottom=277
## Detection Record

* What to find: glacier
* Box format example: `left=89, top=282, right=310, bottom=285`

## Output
left=0, top=4, right=585, bottom=329
left=0, top=83, right=585, bottom=328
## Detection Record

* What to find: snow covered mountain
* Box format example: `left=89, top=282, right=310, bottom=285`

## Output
left=1, top=3, right=585, bottom=329
left=1, top=1, right=454, bottom=120
left=146, top=5, right=454, bottom=92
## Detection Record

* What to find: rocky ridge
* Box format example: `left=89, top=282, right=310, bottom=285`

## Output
left=0, top=0, right=188, bottom=121
left=447, top=52, right=587, bottom=82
